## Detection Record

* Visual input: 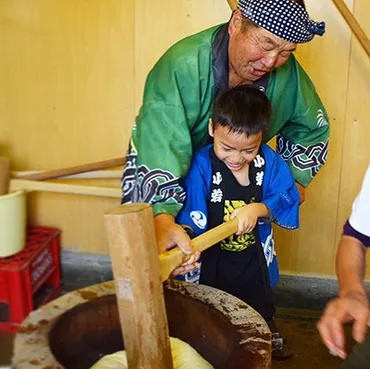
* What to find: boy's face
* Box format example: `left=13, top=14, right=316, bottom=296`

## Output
left=209, top=121, right=262, bottom=173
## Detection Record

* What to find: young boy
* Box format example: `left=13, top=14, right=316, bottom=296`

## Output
left=175, top=85, right=300, bottom=359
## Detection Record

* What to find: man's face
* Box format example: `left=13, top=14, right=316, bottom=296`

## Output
left=228, top=10, right=297, bottom=86
left=209, top=122, right=263, bottom=173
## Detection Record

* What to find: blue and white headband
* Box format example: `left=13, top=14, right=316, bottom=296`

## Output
left=238, top=0, right=326, bottom=43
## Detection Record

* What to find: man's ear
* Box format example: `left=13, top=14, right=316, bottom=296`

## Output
left=208, top=119, right=214, bottom=137
left=228, top=9, right=243, bottom=37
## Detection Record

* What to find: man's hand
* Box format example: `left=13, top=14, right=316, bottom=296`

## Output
left=154, top=214, right=201, bottom=276
left=154, top=214, right=192, bottom=254
left=230, top=203, right=268, bottom=235
left=317, top=291, right=370, bottom=359
left=170, top=251, right=201, bottom=276
left=296, top=182, right=306, bottom=204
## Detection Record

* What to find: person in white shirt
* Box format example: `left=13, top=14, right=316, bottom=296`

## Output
left=318, top=165, right=370, bottom=368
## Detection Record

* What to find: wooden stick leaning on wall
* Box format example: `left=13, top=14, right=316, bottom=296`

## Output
left=10, top=179, right=121, bottom=198
left=12, top=157, right=125, bottom=198
left=13, top=170, right=122, bottom=180
left=20, top=157, right=126, bottom=181
left=226, top=0, right=238, bottom=11
left=332, top=0, right=370, bottom=58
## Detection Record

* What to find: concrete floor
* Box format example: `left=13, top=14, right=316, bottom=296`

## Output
left=0, top=306, right=355, bottom=368
left=272, top=308, right=355, bottom=369
left=0, top=331, right=13, bottom=368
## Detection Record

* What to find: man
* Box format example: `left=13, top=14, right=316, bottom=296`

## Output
left=318, top=166, right=370, bottom=369
left=121, top=0, right=329, bottom=256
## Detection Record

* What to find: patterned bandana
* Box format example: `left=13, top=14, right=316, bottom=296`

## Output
left=238, top=0, right=326, bottom=43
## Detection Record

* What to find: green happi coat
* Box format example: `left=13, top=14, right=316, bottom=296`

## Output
left=122, top=24, right=330, bottom=217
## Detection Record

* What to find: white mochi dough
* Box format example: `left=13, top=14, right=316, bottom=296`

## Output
left=91, top=337, right=214, bottom=369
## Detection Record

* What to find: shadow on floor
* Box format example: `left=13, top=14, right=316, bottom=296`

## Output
left=271, top=308, right=355, bottom=369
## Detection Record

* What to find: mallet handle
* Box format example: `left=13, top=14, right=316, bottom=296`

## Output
left=159, top=218, right=238, bottom=281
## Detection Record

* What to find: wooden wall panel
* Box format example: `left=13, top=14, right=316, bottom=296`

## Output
left=0, top=0, right=134, bottom=252
left=336, top=0, right=370, bottom=276
left=27, top=180, right=120, bottom=253
left=134, top=0, right=231, bottom=111
left=2, top=0, right=369, bottom=271
left=273, top=0, right=354, bottom=276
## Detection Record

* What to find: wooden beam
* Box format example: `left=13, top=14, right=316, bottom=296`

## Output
left=10, top=179, right=121, bottom=198
left=332, top=0, right=370, bottom=58
left=104, top=204, right=173, bottom=369
left=20, top=157, right=126, bottom=181
left=12, top=170, right=122, bottom=180
left=227, top=0, right=238, bottom=11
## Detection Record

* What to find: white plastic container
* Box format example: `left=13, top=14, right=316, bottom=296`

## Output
left=0, top=190, right=27, bottom=257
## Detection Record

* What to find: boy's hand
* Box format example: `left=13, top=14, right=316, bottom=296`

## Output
left=154, top=214, right=192, bottom=255
left=230, top=203, right=269, bottom=235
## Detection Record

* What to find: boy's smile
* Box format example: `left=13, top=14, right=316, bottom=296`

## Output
left=209, top=123, right=263, bottom=173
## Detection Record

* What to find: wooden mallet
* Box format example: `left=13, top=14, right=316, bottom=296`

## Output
left=104, top=203, right=238, bottom=369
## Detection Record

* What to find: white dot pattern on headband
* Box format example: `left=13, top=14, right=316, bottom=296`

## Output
left=238, top=0, right=325, bottom=43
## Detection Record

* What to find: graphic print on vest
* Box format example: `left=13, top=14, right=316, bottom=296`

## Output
left=221, top=199, right=256, bottom=251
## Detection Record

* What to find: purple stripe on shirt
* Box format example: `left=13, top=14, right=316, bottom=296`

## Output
left=343, top=220, right=370, bottom=247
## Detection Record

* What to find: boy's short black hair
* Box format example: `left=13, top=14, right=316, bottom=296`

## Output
left=211, top=85, right=271, bottom=137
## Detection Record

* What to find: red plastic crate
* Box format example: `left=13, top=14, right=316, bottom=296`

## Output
left=0, top=226, right=61, bottom=332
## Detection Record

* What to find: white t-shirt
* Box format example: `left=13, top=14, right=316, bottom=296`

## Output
left=349, top=165, right=370, bottom=237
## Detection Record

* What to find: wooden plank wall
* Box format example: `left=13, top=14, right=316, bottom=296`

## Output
left=0, top=0, right=133, bottom=252
left=0, top=0, right=369, bottom=277
left=274, top=0, right=354, bottom=276
left=337, top=0, right=370, bottom=274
